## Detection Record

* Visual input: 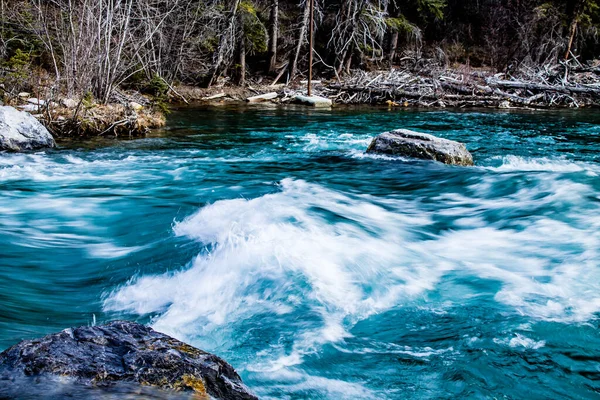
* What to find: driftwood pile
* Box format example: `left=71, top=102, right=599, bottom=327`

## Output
left=323, top=62, right=600, bottom=108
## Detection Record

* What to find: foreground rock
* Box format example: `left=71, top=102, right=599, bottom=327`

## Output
left=0, top=106, right=56, bottom=151
left=367, top=129, right=473, bottom=166
left=0, top=321, right=257, bottom=399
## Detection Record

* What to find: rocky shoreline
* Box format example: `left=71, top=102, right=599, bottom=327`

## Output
left=2, top=91, right=165, bottom=140
left=2, top=62, right=600, bottom=147
left=0, top=321, right=257, bottom=399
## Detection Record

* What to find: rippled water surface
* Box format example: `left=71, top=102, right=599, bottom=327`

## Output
left=2, top=105, right=600, bottom=399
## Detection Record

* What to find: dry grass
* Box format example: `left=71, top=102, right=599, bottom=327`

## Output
left=43, top=103, right=166, bottom=138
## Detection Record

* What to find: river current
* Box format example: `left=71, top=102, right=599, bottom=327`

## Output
left=1, top=105, right=600, bottom=399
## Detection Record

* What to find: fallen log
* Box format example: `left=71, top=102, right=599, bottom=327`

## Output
left=326, top=62, right=600, bottom=108
left=329, top=85, right=437, bottom=101
left=487, top=79, right=600, bottom=97
left=439, top=81, right=494, bottom=95
left=202, top=92, right=227, bottom=101
left=330, top=84, right=497, bottom=102
left=247, top=92, right=278, bottom=102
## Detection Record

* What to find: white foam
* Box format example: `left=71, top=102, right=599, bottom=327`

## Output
left=63, top=154, right=86, bottom=164
left=334, top=342, right=455, bottom=359
left=256, top=368, right=377, bottom=399
left=291, top=131, right=372, bottom=153
left=106, top=179, right=435, bottom=365
left=0, top=151, right=186, bottom=183
left=348, top=149, right=409, bottom=161
left=109, top=177, right=600, bottom=324
left=494, top=334, right=546, bottom=350
left=487, top=155, right=597, bottom=174
left=105, top=176, right=600, bottom=387
left=86, top=243, right=145, bottom=259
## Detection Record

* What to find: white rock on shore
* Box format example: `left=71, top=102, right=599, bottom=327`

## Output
left=0, top=106, right=56, bottom=151
left=62, top=98, right=79, bottom=109
left=293, top=94, right=333, bottom=108
left=27, top=98, right=46, bottom=106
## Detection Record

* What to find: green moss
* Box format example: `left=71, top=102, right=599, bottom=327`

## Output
left=239, top=0, right=256, bottom=14
left=180, top=374, right=208, bottom=396
left=385, top=16, right=418, bottom=34
left=175, top=343, right=208, bottom=358
left=153, top=100, right=170, bottom=115
left=82, top=91, right=95, bottom=109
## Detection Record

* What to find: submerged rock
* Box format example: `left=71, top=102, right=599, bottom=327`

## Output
left=0, top=106, right=55, bottom=151
left=0, top=321, right=257, bottom=400
left=367, top=129, right=473, bottom=166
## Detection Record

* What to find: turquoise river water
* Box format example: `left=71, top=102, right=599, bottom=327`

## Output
left=1, top=105, right=600, bottom=399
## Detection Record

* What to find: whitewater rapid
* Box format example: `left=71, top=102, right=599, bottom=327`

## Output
left=105, top=159, right=600, bottom=397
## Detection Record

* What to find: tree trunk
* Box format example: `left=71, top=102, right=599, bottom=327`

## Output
left=564, top=19, right=578, bottom=60
left=564, top=0, right=583, bottom=61
left=344, top=53, right=352, bottom=74
left=387, top=2, right=399, bottom=63
left=389, top=32, right=399, bottom=62
left=208, top=0, right=241, bottom=87
left=239, top=32, right=246, bottom=86
left=289, top=1, right=310, bottom=81
left=335, top=0, right=360, bottom=75
left=267, top=0, right=278, bottom=74
left=336, top=48, right=347, bottom=76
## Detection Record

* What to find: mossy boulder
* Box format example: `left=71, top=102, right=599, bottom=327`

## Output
left=0, top=321, right=257, bottom=399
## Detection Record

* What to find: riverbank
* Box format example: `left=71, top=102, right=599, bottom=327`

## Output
left=6, top=62, right=600, bottom=140
left=177, top=62, right=600, bottom=109
left=3, top=91, right=166, bottom=139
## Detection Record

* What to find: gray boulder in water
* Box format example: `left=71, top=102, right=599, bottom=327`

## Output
left=367, top=129, right=473, bottom=166
left=0, top=321, right=257, bottom=399
left=0, top=106, right=55, bottom=151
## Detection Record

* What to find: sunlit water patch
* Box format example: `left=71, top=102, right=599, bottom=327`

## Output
left=2, top=106, right=600, bottom=398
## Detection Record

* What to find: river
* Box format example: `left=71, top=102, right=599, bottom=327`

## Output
left=1, top=105, right=600, bottom=398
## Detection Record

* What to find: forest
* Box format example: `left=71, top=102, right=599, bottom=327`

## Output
left=0, top=0, right=599, bottom=105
